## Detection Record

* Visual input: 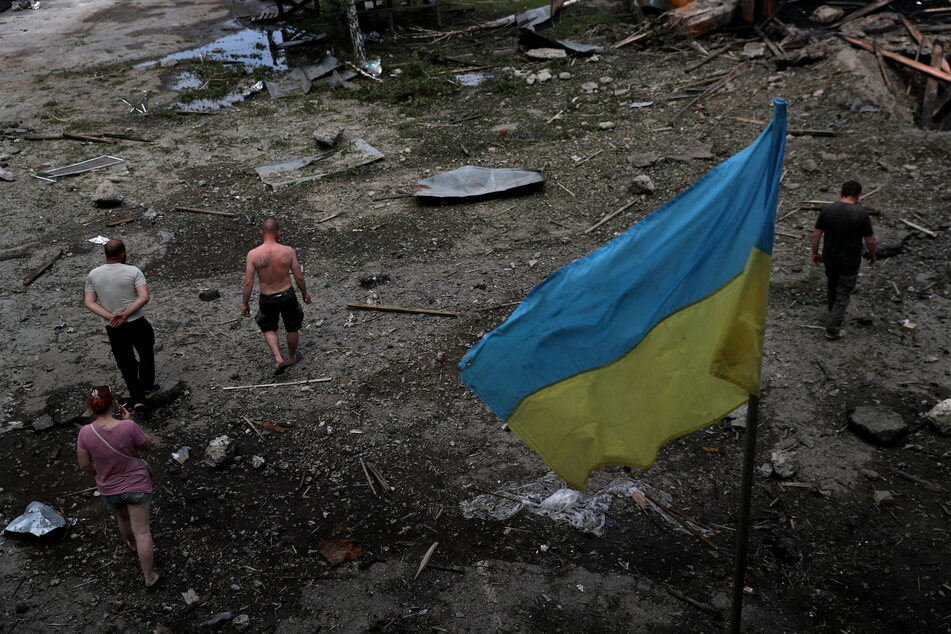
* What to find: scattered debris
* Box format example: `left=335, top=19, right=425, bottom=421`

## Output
left=770, top=448, right=799, bottom=478
left=251, top=455, right=265, bottom=469
left=182, top=588, right=201, bottom=606
left=196, top=612, right=234, bottom=632
left=301, top=56, right=340, bottom=81
left=221, top=377, right=332, bottom=390
left=198, top=289, right=221, bottom=301
left=92, top=181, right=124, bottom=208
left=314, top=127, right=345, bottom=148
left=889, top=467, right=944, bottom=492
left=584, top=198, right=636, bottom=234
left=925, top=398, right=951, bottom=436
left=265, top=68, right=312, bottom=99
left=849, top=406, right=909, bottom=446
left=462, top=475, right=706, bottom=537
left=22, top=249, right=64, bottom=286
left=872, top=490, right=896, bottom=507
left=87, top=236, right=110, bottom=245
left=0, top=168, right=15, bottom=182
left=4, top=501, right=70, bottom=538
left=346, top=302, right=459, bottom=317
left=172, top=207, right=237, bottom=218
left=525, top=48, right=567, bottom=60
left=204, top=435, right=236, bottom=468
left=316, top=539, right=363, bottom=565
left=415, top=542, right=439, bottom=580
left=171, top=447, right=190, bottom=464
left=35, top=156, right=124, bottom=180
left=628, top=174, right=655, bottom=195
left=414, top=166, right=544, bottom=200
left=256, top=139, right=383, bottom=188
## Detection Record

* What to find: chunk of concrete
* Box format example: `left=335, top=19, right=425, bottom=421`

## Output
left=810, top=5, right=844, bottom=24
left=204, top=435, right=236, bottom=468
left=92, top=181, right=124, bottom=208
left=924, top=398, right=951, bottom=436
left=145, top=380, right=186, bottom=409
left=628, top=174, right=655, bottom=195
left=849, top=406, right=908, bottom=446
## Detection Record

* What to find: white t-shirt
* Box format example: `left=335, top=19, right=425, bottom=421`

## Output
left=85, top=263, right=148, bottom=321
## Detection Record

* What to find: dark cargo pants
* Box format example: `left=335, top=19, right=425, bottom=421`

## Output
left=825, top=268, right=858, bottom=333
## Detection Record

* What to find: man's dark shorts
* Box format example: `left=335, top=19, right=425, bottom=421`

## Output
left=256, top=288, right=304, bottom=333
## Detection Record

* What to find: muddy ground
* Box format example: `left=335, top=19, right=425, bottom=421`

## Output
left=0, top=0, right=949, bottom=631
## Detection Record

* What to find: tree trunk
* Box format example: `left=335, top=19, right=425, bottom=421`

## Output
left=346, top=0, right=367, bottom=64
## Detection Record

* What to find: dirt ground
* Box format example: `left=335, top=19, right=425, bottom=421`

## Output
left=0, top=0, right=949, bottom=631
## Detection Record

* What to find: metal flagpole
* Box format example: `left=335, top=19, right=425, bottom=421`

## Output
left=729, top=394, right=760, bottom=633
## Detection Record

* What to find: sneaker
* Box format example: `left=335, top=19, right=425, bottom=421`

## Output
left=144, top=384, right=162, bottom=397
left=825, top=329, right=846, bottom=340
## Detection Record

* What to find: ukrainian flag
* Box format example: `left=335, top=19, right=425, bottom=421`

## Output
left=460, top=99, right=787, bottom=491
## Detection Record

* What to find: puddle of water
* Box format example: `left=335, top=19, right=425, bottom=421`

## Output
left=172, top=80, right=266, bottom=113
left=136, top=21, right=290, bottom=70
left=166, top=71, right=204, bottom=92
left=455, top=72, right=491, bottom=87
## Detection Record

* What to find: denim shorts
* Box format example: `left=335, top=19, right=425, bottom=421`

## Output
left=101, top=491, right=153, bottom=510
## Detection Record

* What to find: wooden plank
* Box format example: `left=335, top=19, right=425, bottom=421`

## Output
left=22, top=249, right=64, bottom=286
left=898, top=15, right=949, bottom=74
left=899, top=218, right=936, bottom=237
left=841, top=36, right=951, bottom=84
left=63, top=133, right=116, bottom=144
left=172, top=206, right=237, bottom=218
left=222, top=377, right=332, bottom=390
left=346, top=302, right=460, bottom=317
left=833, top=0, right=894, bottom=27
left=105, top=217, right=136, bottom=227
left=920, top=42, right=944, bottom=128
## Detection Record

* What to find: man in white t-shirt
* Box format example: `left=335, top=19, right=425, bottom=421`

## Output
left=84, top=240, right=157, bottom=410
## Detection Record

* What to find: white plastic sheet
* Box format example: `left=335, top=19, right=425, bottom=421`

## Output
left=461, top=474, right=713, bottom=537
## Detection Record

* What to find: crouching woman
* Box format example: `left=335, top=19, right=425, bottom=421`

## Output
left=76, top=385, right=160, bottom=588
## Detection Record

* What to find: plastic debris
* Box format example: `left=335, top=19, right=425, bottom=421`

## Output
left=4, top=501, right=70, bottom=537
left=87, top=236, right=110, bottom=245
left=461, top=474, right=709, bottom=537
left=171, top=446, right=190, bottom=464
left=414, top=166, right=544, bottom=200
left=362, top=58, right=382, bottom=77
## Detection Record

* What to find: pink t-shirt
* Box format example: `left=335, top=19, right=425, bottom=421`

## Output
left=77, top=419, right=152, bottom=496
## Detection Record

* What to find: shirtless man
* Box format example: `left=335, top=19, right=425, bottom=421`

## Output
left=242, top=219, right=312, bottom=374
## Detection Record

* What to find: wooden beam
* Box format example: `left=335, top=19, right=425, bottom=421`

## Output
left=105, top=217, right=136, bottom=227
left=841, top=37, right=951, bottom=84
left=900, top=16, right=951, bottom=74
left=346, top=302, right=460, bottom=317
left=899, top=218, right=936, bottom=237
left=920, top=42, right=944, bottom=128
left=22, top=250, right=64, bottom=286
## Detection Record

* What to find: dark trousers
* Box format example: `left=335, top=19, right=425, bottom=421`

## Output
left=106, top=317, right=155, bottom=404
left=825, top=268, right=858, bottom=333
